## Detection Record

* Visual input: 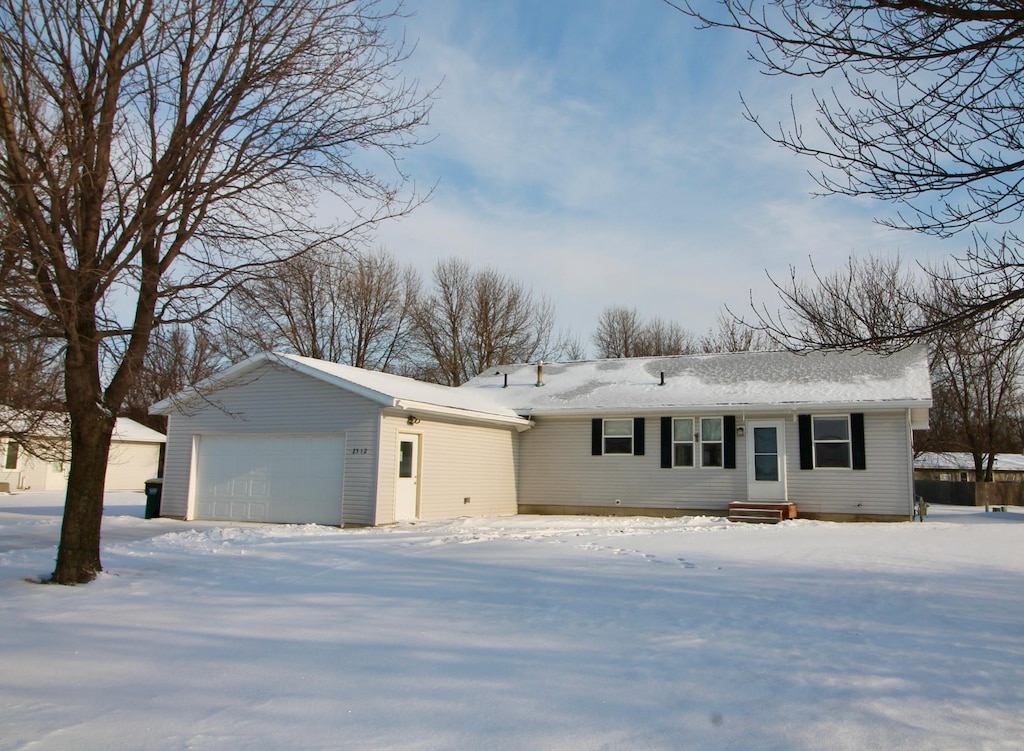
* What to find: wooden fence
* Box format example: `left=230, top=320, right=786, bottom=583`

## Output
left=915, top=480, right=1024, bottom=506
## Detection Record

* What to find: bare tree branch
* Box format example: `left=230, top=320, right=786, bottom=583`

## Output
left=0, top=0, right=431, bottom=583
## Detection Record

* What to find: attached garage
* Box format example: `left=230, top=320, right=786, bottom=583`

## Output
left=153, top=353, right=531, bottom=526
left=193, top=434, right=346, bottom=525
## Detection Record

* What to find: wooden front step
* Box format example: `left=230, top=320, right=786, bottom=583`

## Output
left=728, top=501, right=797, bottom=524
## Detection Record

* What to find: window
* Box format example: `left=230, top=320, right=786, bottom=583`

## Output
left=812, top=415, right=851, bottom=468
left=668, top=417, right=725, bottom=467
left=398, top=440, right=414, bottom=478
left=4, top=441, right=18, bottom=470
left=603, top=418, right=633, bottom=455
left=701, top=417, right=723, bottom=468
left=672, top=418, right=694, bottom=467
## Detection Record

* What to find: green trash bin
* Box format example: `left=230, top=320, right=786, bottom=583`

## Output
left=144, top=479, right=163, bottom=519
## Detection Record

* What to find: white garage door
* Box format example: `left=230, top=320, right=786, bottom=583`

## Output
left=194, top=434, right=346, bottom=525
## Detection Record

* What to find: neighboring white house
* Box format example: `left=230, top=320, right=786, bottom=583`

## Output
left=152, top=346, right=932, bottom=524
left=0, top=416, right=166, bottom=492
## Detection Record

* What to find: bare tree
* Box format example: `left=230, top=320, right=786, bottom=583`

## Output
left=592, top=306, right=645, bottom=359
left=412, top=258, right=557, bottom=385
left=763, top=254, right=1024, bottom=479
left=669, top=1, right=1024, bottom=347
left=753, top=255, right=926, bottom=350
left=339, top=250, right=421, bottom=371
left=592, top=306, right=696, bottom=358
left=0, top=0, right=430, bottom=583
left=697, top=311, right=772, bottom=353
left=553, top=328, right=588, bottom=361
left=122, top=324, right=225, bottom=433
left=0, top=309, right=66, bottom=463
left=221, top=249, right=344, bottom=361
left=928, top=329, right=1024, bottom=481
left=223, top=245, right=419, bottom=371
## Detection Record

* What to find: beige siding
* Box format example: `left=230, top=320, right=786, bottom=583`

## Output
left=376, top=412, right=519, bottom=523
left=160, top=361, right=381, bottom=525
left=104, top=442, right=162, bottom=491
left=787, top=410, right=913, bottom=519
left=518, top=410, right=914, bottom=519
left=0, top=438, right=159, bottom=492
left=518, top=415, right=746, bottom=513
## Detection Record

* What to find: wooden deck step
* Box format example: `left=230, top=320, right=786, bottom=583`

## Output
left=728, top=501, right=797, bottom=524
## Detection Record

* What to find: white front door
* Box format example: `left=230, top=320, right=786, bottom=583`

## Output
left=746, top=420, right=787, bottom=501
left=395, top=433, right=420, bottom=521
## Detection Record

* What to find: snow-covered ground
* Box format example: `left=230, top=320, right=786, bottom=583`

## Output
left=1, top=492, right=1022, bottom=751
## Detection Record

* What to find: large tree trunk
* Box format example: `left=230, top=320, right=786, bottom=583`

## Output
left=51, top=357, right=115, bottom=584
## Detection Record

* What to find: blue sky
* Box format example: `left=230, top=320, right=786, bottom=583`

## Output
left=361, top=0, right=956, bottom=345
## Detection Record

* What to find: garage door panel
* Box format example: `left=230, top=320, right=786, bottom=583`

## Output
left=194, top=434, right=345, bottom=525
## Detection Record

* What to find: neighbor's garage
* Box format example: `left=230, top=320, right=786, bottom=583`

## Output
left=192, top=434, right=346, bottom=525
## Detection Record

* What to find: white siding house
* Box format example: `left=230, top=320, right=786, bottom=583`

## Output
left=464, top=348, right=931, bottom=522
left=153, top=347, right=932, bottom=525
left=152, top=354, right=529, bottom=526
left=0, top=417, right=165, bottom=492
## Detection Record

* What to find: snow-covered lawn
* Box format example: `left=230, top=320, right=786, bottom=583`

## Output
left=1, top=493, right=1022, bottom=751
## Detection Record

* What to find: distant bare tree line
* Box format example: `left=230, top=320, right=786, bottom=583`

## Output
left=16, top=238, right=1024, bottom=476
left=1, top=246, right=763, bottom=434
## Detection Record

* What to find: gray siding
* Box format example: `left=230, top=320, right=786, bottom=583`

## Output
left=787, top=410, right=913, bottom=518
left=518, top=414, right=746, bottom=512
left=160, top=361, right=382, bottom=525
left=518, top=410, right=914, bottom=518
left=376, top=412, right=519, bottom=523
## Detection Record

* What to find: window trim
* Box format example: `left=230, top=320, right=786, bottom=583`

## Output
left=663, top=416, right=731, bottom=469
left=602, top=417, right=634, bottom=456
left=3, top=440, right=18, bottom=471
left=671, top=417, right=695, bottom=467
left=811, top=414, right=853, bottom=469
left=699, top=416, right=725, bottom=468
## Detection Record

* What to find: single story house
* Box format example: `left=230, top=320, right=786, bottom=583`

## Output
left=914, top=452, right=1024, bottom=482
left=0, top=416, right=166, bottom=492
left=152, top=346, right=932, bottom=524
left=914, top=452, right=1024, bottom=507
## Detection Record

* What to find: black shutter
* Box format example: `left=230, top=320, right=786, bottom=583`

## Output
left=798, top=414, right=814, bottom=470
left=723, top=415, right=736, bottom=469
left=633, top=417, right=645, bottom=456
left=660, top=417, right=672, bottom=468
left=592, top=418, right=603, bottom=456
left=851, top=413, right=866, bottom=470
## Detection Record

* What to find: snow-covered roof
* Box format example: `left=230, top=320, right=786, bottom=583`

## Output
left=113, top=417, right=167, bottom=443
left=152, top=353, right=531, bottom=429
left=154, top=347, right=931, bottom=425
left=460, top=346, right=933, bottom=415
left=915, top=452, right=1024, bottom=472
left=1, top=409, right=165, bottom=443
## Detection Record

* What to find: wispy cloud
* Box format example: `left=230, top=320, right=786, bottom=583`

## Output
left=367, top=0, right=959, bottom=346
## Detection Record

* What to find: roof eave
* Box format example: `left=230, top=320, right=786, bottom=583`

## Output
left=516, top=398, right=932, bottom=417
left=394, top=399, right=533, bottom=431
left=151, top=352, right=399, bottom=415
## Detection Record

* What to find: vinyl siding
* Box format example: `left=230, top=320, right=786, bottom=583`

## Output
left=376, top=412, right=519, bottom=523
left=0, top=439, right=159, bottom=492
left=104, top=442, right=162, bottom=491
left=160, top=361, right=382, bottom=525
left=518, top=415, right=746, bottom=512
left=518, top=410, right=914, bottom=518
left=787, top=410, right=913, bottom=518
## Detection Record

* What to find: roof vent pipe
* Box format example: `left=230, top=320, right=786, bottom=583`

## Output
left=536, top=360, right=544, bottom=387
left=660, top=371, right=665, bottom=386
left=503, top=373, right=508, bottom=388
